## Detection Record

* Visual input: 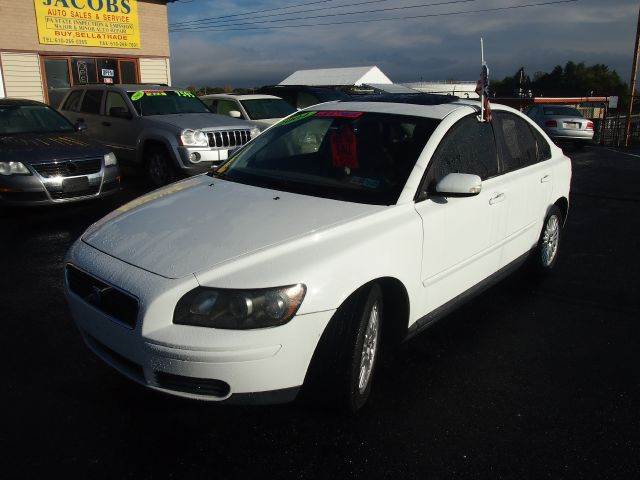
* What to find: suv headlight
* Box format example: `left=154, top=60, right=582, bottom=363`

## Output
left=174, top=284, right=306, bottom=330
left=180, top=129, right=209, bottom=147
left=103, top=152, right=117, bottom=167
left=0, top=161, right=30, bottom=176
left=249, top=127, right=261, bottom=139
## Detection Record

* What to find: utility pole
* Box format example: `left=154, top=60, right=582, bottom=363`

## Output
left=624, top=3, right=640, bottom=147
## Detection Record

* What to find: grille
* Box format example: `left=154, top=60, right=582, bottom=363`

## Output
left=48, top=184, right=100, bottom=200
left=207, top=129, right=252, bottom=149
left=155, top=372, right=231, bottom=397
left=32, top=158, right=101, bottom=178
left=66, top=265, right=139, bottom=329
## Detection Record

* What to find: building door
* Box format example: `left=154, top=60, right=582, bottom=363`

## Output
left=43, top=58, right=71, bottom=108
left=119, top=60, right=138, bottom=84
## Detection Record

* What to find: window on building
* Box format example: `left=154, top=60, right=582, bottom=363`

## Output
left=43, top=58, right=71, bottom=108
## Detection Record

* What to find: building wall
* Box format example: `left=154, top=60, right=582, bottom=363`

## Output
left=0, top=0, right=170, bottom=58
left=139, top=58, right=171, bottom=85
left=0, top=52, right=44, bottom=102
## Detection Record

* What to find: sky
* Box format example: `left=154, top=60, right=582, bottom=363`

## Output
left=167, top=0, right=638, bottom=88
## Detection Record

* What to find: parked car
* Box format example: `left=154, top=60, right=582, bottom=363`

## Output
left=526, top=104, right=594, bottom=146
left=0, top=98, right=120, bottom=205
left=201, top=94, right=295, bottom=131
left=257, top=85, right=350, bottom=110
left=64, top=94, right=571, bottom=411
left=59, top=84, right=259, bottom=186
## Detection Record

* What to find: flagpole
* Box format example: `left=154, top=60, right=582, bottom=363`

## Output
left=479, top=37, right=485, bottom=122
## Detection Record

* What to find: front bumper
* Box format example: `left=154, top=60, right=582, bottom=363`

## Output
left=0, top=165, right=121, bottom=206
left=177, top=146, right=229, bottom=175
left=64, top=243, right=333, bottom=403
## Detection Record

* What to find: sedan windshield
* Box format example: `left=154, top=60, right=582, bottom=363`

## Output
left=543, top=106, right=583, bottom=117
left=241, top=98, right=295, bottom=120
left=214, top=111, right=440, bottom=205
left=127, top=90, right=210, bottom=116
left=0, top=104, right=74, bottom=135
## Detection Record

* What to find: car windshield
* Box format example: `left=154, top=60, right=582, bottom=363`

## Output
left=543, top=106, right=583, bottom=117
left=127, top=90, right=210, bottom=115
left=213, top=110, right=440, bottom=205
left=0, top=104, right=74, bottom=135
left=240, top=98, right=296, bottom=120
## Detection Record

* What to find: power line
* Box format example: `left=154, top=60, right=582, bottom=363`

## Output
left=169, top=0, right=580, bottom=34
left=169, top=0, right=346, bottom=27
left=171, top=0, right=397, bottom=29
left=169, top=0, right=478, bottom=31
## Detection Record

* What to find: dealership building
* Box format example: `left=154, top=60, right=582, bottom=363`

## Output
left=0, top=0, right=175, bottom=107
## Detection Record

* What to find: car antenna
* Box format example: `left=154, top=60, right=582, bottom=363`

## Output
left=475, top=37, right=492, bottom=123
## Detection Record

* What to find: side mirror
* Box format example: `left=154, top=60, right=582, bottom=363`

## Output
left=74, top=120, right=87, bottom=132
left=228, top=110, right=242, bottom=118
left=109, top=106, right=132, bottom=119
left=435, top=173, right=482, bottom=197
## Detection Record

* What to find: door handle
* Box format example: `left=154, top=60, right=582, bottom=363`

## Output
left=489, top=193, right=505, bottom=205
left=102, top=121, right=112, bottom=127
left=540, top=174, right=551, bottom=183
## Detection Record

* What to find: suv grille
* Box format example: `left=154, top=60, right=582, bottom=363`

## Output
left=32, top=158, right=101, bottom=178
left=207, top=130, right=252, bottom=149
left=66, top=265, right=139, bottom=329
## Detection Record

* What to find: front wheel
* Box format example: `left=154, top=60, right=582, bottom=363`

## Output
left=145, top=147, right=176, bottom=187
left=532, top=205, right=563, bottom=273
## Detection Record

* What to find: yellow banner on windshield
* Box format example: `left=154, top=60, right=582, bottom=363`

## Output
left=34, top=0, right=141, bottom=49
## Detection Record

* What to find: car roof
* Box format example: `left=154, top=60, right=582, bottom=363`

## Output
left=308, top=94, right=516, bottom=120
left=201, top=94, right=282, bottom=100
left=70, top=84, right=175, bottom=92
left=0, top=98, right=47, bottom=107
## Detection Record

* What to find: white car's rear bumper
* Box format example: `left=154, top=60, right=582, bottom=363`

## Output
left=64, top=241, right=333, bottom=403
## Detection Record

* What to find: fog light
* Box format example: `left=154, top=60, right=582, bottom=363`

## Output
left=189, top=152, right=201, bottom=163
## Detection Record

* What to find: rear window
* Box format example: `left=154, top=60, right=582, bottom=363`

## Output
left=241, top=98, right=295, bottom=120
left=214, top=110, right=440, bottom=205
left=543, top=106, right=583, bottom=117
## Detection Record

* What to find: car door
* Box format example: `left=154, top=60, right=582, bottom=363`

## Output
left=74, top=88, right=104, bottom=138
left=415, top=114, right=506, bottom=313
left=100, top=91, right=140, bottom=162
left=493, top=111, right=553, bottom=267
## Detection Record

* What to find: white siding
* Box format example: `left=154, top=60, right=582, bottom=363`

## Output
left=139, top=58, right=171, bottom=85
left=0, top=52, right=44, bottom=102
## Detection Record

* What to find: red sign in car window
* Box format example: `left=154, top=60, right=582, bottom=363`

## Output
left=316, top=110, right=364, bottom=119
left=330, top=125, right=358, bottom=169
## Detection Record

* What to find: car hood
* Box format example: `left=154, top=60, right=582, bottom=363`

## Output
left=0, top=133, right=107, bottom=164
left=145, top=113, right=251, bottom=130
left=82, top=175, right=383, bottom=279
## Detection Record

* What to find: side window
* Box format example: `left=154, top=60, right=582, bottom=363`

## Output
left=495, top=112, right=537, bottom=172
left=202, top=98, right=216, bottom=110
left=530, top=125, right=552, bottom=161
left=62, top=90, right=83, bottom=112
left=425, top=115, right=499, bottom=191
left=297, top=92, right=319, bottom=109
left=80, top=89, right=103, bottom=115
left=216, top=99, right=237, bottom=116
left=105, top=92, right=129, bottom=117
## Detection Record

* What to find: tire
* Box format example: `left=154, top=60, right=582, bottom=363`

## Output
left=301, top=284, right=384, bottom=412
left=145, top=146, right=176, bottom=187
left=531, top=205, right=563, bottom=274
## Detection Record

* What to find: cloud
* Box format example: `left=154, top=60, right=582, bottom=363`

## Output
left=168, top=0, right=636, bottom=87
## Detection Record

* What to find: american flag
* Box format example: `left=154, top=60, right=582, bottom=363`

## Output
left=475, top=64, right=492, bottom=122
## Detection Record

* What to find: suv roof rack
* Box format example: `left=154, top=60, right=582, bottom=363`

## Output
left=340, top=93, right=460, bottom=106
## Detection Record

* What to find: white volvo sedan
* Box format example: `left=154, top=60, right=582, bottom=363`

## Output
left=64, top=94, right=571, bottom=411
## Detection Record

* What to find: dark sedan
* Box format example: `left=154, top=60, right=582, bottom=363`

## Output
left=0, top=98, right=120, bottom=205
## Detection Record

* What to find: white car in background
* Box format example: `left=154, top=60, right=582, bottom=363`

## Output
left=201, top=93, right=295, bottom=131
left=64, top=95, right=571, bottom=411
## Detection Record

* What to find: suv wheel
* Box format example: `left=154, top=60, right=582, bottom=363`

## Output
left=532, top=205, right=563, bottom=273
left=146, top=147, right=175, bottom=187
left=302, top=284, right=383, bottom=412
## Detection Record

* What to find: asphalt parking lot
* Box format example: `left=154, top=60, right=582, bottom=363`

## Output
left=2, top=146, right=639, bottom=479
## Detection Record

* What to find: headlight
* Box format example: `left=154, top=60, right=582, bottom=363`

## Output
left=0, top=161, right=30, bottom=176
left=180, top=129, right=208, bottom=147
left=249, top=127, right=261, bottom=139
left=174, top=284, right=306, bottom=330
left=103, top=152, right=117, bottom=167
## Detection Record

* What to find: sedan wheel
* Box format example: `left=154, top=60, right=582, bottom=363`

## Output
left=541, top=214, right=560, bottom=267
left=358, top=301, right=380, bottom=394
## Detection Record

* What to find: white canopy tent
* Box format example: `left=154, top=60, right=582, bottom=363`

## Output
left=279, top=66, right=392, bottom=87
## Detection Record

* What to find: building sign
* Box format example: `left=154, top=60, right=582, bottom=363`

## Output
left=34, top=0, right=141, bottom=49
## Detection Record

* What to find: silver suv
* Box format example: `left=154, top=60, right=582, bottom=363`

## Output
left=59, top=84, right=259, bottom=186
